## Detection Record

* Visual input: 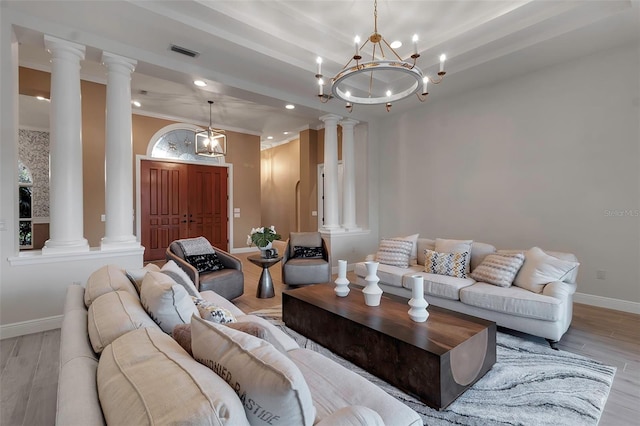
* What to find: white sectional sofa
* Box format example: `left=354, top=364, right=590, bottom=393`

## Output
left=57, top=264, right=421, bottom=425
left=355, top=238, right=579, bottom=347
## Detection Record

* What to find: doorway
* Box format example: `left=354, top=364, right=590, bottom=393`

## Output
left=140, top=159, right=229, bottom=261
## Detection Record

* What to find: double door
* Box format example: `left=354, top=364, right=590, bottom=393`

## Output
left=140, top=160, right=228, bottom=261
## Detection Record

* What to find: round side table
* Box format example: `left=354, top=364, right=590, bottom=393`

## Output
left=247, top=253, right=283, bottom=298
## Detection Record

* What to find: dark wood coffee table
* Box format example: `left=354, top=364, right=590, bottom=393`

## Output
left=282, top=283, right=496, bottom=410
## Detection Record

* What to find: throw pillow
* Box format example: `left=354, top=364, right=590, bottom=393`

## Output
left=191, top=315, right=316, bottom=426
left=140, top=271, right=199, bottom=334
left=192, top=297, right=237, bottom=324
left=513, top=247, right=580, bottom=293
left=469, top=253, right=525, bottom=287
left=293, top=246, right=324, bottom=259
left=172, top=320, right=288, bottom=356
left=185, top=253, right=225, bottom=273
left=125, top=263, right=161, bottom=294
left=161, top=260, right=200, bottom=297
left=435, top=238, right=473, bottom=273
left=172, top=323, right=192, bottom=355
left=393, top=233, right=419, bottom=265
left=375, top=238, right=414, bottom=268
left=424, top=249, right=469, bottom=278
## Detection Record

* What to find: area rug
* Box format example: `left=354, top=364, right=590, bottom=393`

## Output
left=250, top=306, right=616, bottom=426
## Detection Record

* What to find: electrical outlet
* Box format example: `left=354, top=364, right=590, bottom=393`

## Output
left=596, top=270, right=606, bottom=280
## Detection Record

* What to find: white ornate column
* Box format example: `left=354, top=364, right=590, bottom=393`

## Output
left=43, top=36, right=89, bottom=254
left=340, top=118, right=360, bottom=231
left=101, top=52, right=139, bottom=250
left=320, top=114, right=342, bottom=232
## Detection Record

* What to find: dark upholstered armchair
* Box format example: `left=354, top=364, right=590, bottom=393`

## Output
left=166, top=240, right=244, bottom=300
left=281, top=232, right=331, bottom=286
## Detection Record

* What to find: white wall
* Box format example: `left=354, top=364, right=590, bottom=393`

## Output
left=375, top=42, right=640, bottom=308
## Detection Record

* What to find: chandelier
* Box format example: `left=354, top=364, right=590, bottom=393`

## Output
left=195, top=100, right=226, bottom=157
left=315, top=0, right=446, bottom=112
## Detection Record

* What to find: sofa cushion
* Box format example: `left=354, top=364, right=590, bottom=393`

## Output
left=88, top=290, right=160, bottom=353
left=288, top=348, right=422, bottom=426
left=125, top=263, right=161, bottom=294
left=186, top=252, right=225, bottom=273
left=416, top=238, right=436, bottom=266
left=315, top=406, right=385, bottom=426
left=460, top=282, right=563, bottom=321
left=97, top=327, right=249, bottom=425
left=84, top=264, right=138, bottom=308
left=288, top=232, right=323, bottom=257
left=384, top=233, right=419, bottom=265
left=424, top=249, right=469, bottom=279
left=435, top=238, right=473, bottom=273
left=469, top=241, right=498, bottom=272
left=200, top=290, right=245, bottom=317
left=375, top=238, right=413, bottom=268
left=469, top=253, right=525, bottom=287
left=513, top=247, right=580, bottom=293
left=140, top=271, right=199, bottom=333
left=191, top=315, right=316, bottom=426
left=355, top=262, right=422, bottom=289
left=160, top=260, right=200, bottom=297
left=405, top=272, right=475, bottom=300
left=234, top=314, right=300, bottom=353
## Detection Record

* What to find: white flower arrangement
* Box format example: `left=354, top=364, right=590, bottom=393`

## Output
left=247, top=225, right=281, bottom=248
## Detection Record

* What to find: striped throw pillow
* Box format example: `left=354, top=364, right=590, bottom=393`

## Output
left=424, top=249, right=469, bottom=278
left=470, top=253, right=525, bottom=287
left=375, top=238, right=414, bottom=268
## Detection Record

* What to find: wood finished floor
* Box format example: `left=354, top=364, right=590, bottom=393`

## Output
left=1, top=251, right=638, bottom=425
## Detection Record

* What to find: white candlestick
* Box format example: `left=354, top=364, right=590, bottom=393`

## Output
left=439, top=54, right=446, bottom=73
left=316, top=57, right=322, bottom=75
left=412, top=34, right=419, bottom=56
left=422, top=77, right=428, bottom=94
left=354, top=36, right=360, bottom=57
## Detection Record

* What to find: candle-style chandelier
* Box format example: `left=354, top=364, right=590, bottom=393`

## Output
left=195, top=100, right=226, bottom=157
left=315, top=0, right=447, bottom=112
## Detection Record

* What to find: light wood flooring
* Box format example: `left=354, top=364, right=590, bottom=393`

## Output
left=1, top=252, right=638, bottom=425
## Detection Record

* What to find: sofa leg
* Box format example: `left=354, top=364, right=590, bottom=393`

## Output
left=546, top=339, right=559, bottom=350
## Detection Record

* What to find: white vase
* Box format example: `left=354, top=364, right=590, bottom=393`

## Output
left=407, top=275, right=429, bottom=322
left=334, top=260, right=350, bottom=297
left=259, top=241, right=273, bottom=258
left=362, top=261, right=383, bottom=306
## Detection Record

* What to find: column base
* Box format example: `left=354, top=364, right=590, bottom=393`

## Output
left=341, top=225, right=362, bottom=232
left=321, top=225, right=345, bottom=234
left=101, top=236, right=141, bottom=251
left=42, top=238, right=90, bottom=255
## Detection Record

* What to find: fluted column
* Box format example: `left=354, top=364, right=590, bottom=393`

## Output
left=101, top=52, right=139, bottom=250
left=42, top=36, right=89, bottom=254
left=340, top=118, right=360, bottom=231
left=320, top=114, right=342, bottom=232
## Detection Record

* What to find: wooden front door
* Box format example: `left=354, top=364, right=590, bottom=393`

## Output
left=140, top=160, right=228, bottom=261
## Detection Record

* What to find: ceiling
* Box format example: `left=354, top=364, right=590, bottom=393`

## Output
left=7, top=0, right=639, bottom=147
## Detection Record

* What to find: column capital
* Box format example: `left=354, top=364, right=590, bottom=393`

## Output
left=44, top=35, right=85, bottom=60
left=101, top=51, right=137, bottom=73
left=319, top=113, right=343, bottom=124
left=339, top=118, right=359, bottom=128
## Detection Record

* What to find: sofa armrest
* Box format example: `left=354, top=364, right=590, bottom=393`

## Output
left=543, top=280, right=577, bottom=300
left=315, top=406, right=385, bottom=426
left=214, top=248, right=243, bottom=271
left=165, top=247, right=199, bottom=288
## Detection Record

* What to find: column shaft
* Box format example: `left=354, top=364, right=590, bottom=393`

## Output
left=320, top=114, right=342, bottom=231
left=340, top=118, right=360, bottom=230
left=43, top=36, right=89, bottom=254
left=101, top=52, right=139, bottom=250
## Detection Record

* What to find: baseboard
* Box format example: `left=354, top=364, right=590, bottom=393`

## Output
left=0, top=315, right=63, bottom=340
left=231, top=247, right=258, bottom=254
left=574, top=292, right=640, bottom=314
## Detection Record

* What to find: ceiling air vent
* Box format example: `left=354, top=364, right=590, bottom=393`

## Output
left=170, top=44, right=200, bottom=58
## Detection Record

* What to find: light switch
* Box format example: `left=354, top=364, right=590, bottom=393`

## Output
left=233, top=208, right=241, bottom=213
left=234, top=213, right=241, bottom=218
left=311, top=211, right=318, bottom=217
left=101, top=214, right=106, bottom=222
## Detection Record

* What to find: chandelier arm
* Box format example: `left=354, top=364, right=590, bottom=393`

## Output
left=381, top=38, right=404, bottom=62
left=373, top=0, right=378, bottom=34
left=427, top=74, right=445, bottom=85
left=416, top=92, right=428, bottom=102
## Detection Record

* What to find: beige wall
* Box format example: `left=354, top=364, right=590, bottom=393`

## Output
left=299, top=129, right=319, bottom=232
left=261, top=139, right=300, bottom=239
left=375, top=43, right=640, bottom=306
left=19, top=67, right=262, bottom=250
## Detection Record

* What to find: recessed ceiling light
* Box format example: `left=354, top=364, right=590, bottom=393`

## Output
left=132, top=100, right=142, bottom=107
left=285, top=104, right=295, bottom=110
left=267, top=136, right=274, bottom=140
left=390, top=40, right=402, bottom=49
left=283, top=131, right=289, bottom=135
left=193, top=80, right=207, bottom=87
